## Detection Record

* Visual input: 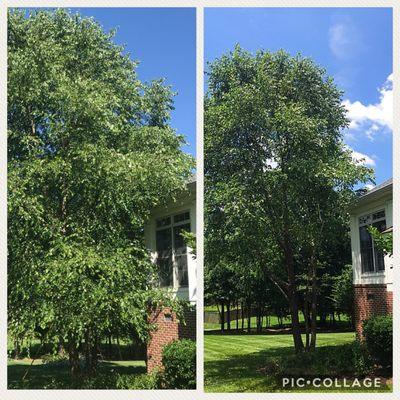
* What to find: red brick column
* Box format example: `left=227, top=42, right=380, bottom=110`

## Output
left=147, top=307, right=196, bottom=373
left=354, top=284, right=393, bottom=337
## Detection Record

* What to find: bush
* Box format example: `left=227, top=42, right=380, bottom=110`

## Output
left=116, top=372, right=161, bottom=389
left=161, top=339, right=196, bottom=389
left=279, top=344, right=355, bottom=376
left=79, top=371, right=161, bottom=389
left=362, top=315, right=392, bottom=368
left=351, top=339, right=374, bottom=375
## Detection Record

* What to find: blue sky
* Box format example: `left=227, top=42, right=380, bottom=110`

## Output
left=205, top=8, right=393, bottom=185
left=72, top=8, right=196, bottom=156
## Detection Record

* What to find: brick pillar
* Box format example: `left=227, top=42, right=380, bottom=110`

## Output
left=147, top=307, right=196, bottom=373
left=354, top=284, right=393, bottom=337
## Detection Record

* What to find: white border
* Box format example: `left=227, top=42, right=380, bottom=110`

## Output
left=1, top=1, right=398, bottom=399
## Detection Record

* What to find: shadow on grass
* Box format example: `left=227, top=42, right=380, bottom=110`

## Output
left=204, top=339, right=392, bottom=393
left=8, top=359, right=146, bottom=389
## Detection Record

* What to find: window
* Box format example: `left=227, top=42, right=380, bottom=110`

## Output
left=358, top=209, right=386, bottom=274
left=155, top=211, right=191, bottom=288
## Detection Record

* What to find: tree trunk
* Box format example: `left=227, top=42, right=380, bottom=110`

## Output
left=221, top=301, right=225, bottom=332
left=68, top=337, right=80, bottom=379
left=107, top=335, right=112, bottom=359
left=247, top=302, right=251, bottom=333
left=116, top=336, right=123, bottom=360
left=227, top=301, right=231, bottom=331
left=241, top=302, right=244, bottom=330
left=309, top=247, right=318, bottom=350
left=287, top=283, right=304, bottom=352
left=236, top=301, right=239, bottom=331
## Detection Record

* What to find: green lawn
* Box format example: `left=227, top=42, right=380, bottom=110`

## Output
left=204, top=332, right=392, bottom=393
left=8, top=358, right=146, bottom=389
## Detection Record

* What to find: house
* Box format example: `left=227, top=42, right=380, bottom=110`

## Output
left=349, top=178, right=393, bottom=336
left=144, top=175, right=196, bottom=372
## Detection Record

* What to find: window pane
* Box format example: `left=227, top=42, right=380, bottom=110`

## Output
left=359, top=214, right=372, bottom=225
left=173, top=223, right=190, bottom=253
left=173, top=223, right=190, bottom=287
left=359, top=226, right=374, bottom=273
left=156, top=216, right=171, bottom=228
left=373, top=220, right=386, bottom=271
left=372, top=210, right=385, bottom=221
left=173, top=211, right=190, bottom=224
left=156, top=228, right=173, bottom=287
left=175, top=254, right=188, bottom=287
left=158, top=258, right=173, bottom=287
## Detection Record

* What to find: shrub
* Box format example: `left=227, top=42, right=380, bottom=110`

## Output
left=161, top=339, right=196, bottom=389
left=79, top=371, right=161, bottom=389
left=279, top=344, right=355, bottom=376
left=362, top=315, right=392, bottom=368
left=116, top=372, right=161, bottom=389
left=351, top=339, right=374, bottom=375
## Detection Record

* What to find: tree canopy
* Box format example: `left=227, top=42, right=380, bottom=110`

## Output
left=204, top=46, right=373, bottom=351
left=8, top=9, right=194, bottom=376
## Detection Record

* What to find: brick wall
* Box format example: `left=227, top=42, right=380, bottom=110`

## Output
left=354, top=284, right=393, bottom=337
left=147, top=307, right=196, bottom=373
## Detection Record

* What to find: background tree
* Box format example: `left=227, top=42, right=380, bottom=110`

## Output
left=8, top=9, right=193, bottom=378
left=368, top=226, right=393, bottom=257
left=332, top=264, right=354, bottom=326
left=204, top=46, right=372, bottom=352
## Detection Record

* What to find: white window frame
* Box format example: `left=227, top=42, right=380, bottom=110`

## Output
left=358, top=208, right=386, bottom=275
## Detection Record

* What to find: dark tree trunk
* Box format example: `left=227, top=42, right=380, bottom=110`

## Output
left=310, top=247, right=318, bottom=350
left=236, top=301, right=239, bottom=331
left=241, top=302, right=244, bottom=330
left=68, top=338, right=80, bottom=380
left=283, top=229, right=305, bottom=353
left=247, top=302, right=251, bottom=333
left=221, top=301, right=225, bottom=332
left=116, top=336, right=123, bottom=360
left=227, top=301, right=231, bottom=331
left=107, top=335, right=112, bottom=359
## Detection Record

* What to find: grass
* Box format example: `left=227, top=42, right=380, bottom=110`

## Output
left=8, top=358, right=146, bottom=389
left=204, top=332, right=392, bottom=393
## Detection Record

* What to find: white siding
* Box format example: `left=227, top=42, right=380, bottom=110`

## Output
left=350, top=194, right=393, bottom=289
left=144, top=189, right=197, bottom=304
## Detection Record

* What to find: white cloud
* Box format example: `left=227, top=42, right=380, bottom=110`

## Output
left=365, top=183, right=375, bottom=191
left=350, top=149, right=376, bottom=166
left=342, top=74, right=393, bottom=140
left=329, top=19, right=362, bottom=60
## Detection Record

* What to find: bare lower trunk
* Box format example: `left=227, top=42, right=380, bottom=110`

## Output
left=236, top=301, right=239, bottom=331
left=288, top=291, right=304, bottom=352
left=241, top=302, right=244, bottom=330
left=227, top=301, right=231, bottom=331
left=247, top=302, right=251, bottom=333
left=310, top=247, right=318, bottom=350
left=68, top=338, right=80, bottom=380
left=220, top=302, right=225, bottom=332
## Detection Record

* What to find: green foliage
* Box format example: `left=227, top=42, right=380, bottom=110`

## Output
left=116, top=371, right=161, bottom=389
left=181, top=231, right=196, bottom=258
left=362, top=315, right=392, bottom=368
left=162, top=339, right=196, bottom=389
left=351, top=339, right=374, bottom=375
left=331, top=264, right=354, bottom=320
left=204, top=46, right=373, bottom=348
left=367, top=226, right=393, bottom=257
left=8, top=8, right=193, bottom=374
left=80, top=371, right=161, bottom=389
